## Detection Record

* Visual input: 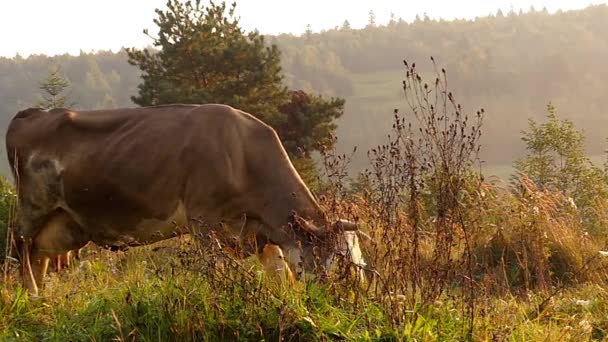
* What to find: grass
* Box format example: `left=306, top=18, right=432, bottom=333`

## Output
left=1, top=239, right=608, bottom=341
left=3, top=63, right=608, bottom=341
left=0, top=238, right=448, bottom=341
left=2, top=178, right=608, bottom=340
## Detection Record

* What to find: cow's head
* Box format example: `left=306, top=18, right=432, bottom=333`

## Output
left=282, top=215, right=367, bottom=282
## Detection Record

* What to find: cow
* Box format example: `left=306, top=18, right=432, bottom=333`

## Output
left=5, top=104, right=366, bottom=296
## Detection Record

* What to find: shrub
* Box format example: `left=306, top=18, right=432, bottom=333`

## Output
left=0, top=176, right=16, bottom=265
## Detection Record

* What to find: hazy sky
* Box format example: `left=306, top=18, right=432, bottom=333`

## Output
left=2, top=0, right=606, bottom=57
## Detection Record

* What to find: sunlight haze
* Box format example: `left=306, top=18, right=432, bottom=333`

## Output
left=2, top=0, right=606, bottom=57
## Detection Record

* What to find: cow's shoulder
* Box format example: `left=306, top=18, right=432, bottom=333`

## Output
left=12, top=107, right=47, bottom=119
left=180, top=103, right=278, bottom=137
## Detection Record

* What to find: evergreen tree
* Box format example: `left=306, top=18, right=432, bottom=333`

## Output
left=389, top=12, right=397, bottom=26
left=36, top=66, right=75, bottom=109
left=341, top=19, right=351, bottom=30
left=126, top=0, right=289, bottom=128
left=305, top=24, right=312, bottom=38
left=367, top=10, right=376, bottom=27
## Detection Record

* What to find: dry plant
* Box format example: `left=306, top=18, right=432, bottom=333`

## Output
left=314, top=57, right=485, bottom=337
left=471, top=174, right=608, bottom=294
left=313, top=57, right=608, bottom=337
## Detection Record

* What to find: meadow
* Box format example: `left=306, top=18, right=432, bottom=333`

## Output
left=2, top=61, right=608, bottom=342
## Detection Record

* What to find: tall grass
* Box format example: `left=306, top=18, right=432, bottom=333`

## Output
left=1, top=57, right=608, bottom=340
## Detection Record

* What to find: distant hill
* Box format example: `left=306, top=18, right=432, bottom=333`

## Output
left=1, top=4, right=607, bottom=179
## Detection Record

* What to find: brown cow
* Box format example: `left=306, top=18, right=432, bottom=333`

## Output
left=6, top=104, right=365, bottom=295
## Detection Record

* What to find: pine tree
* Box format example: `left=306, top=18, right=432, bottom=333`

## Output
left=341, top=20, right=351, bottom=30
left=367, top=10, right=376, bottom=27
left=126, top=0, right=289, bottom=128
left=37, top=66, right=75, bottom=109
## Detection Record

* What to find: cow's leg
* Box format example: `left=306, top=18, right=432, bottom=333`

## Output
left=257, top=243, right=296, bottom=287
left=198, top=217, right=297, bottom=287
left=63, top=250, right=72, bottom=269
left=18, top=237, right=39, bottom=296
left=217, top=231, right=296, bottom=287
left=53, top=255, right=61, bottom=272
left=22, top=210, right=88, bottom=295
left=52, top=250, right=72, bottom=273
left=29, top=254, right=50, bottom=293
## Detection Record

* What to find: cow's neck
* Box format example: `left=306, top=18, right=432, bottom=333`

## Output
left=261, top=178, right=328, bottom=244
left=283, top=188, right=326, bottom=229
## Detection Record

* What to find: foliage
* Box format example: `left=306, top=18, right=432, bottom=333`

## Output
left=514, top=103, right=608, bottom=235
left=126, top=0, right=289, bottom=126
left=515, top=103, right=589, bottom=190
left=1, top=178, right=608, bottom=340
left=0, top=176, right=15, bottom=265
left=3, top=57, right=608, bottom=340
left=36, top=65, right=75, bottom=109
left=329, top=58, right=485, bottom=337
left=277, top=90, right=345, bottom=158
left=470, top=175, right=607, bottom=293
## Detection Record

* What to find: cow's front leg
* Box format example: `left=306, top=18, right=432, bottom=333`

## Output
left=28, top=252, right=50, bottom=296
left=21, top=210, right=87, bottom=295
left=17, top=235, right=50, bottom=296
left=257, top=243, right=296, bottom=287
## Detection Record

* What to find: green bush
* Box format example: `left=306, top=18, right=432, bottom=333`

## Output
left=0, top=176, right=16, bottom=263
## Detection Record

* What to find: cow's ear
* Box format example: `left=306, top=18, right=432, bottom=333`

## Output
left=333, top=219, right=359, bottom=232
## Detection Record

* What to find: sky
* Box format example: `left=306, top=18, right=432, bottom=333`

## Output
left=1, top=0, right=606, bottom=58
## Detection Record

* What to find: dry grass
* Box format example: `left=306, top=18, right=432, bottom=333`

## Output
left=2, top=58, right=608, bottom=340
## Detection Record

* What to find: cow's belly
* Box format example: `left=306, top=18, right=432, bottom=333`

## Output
left=80, top=201, right=190, bottom=248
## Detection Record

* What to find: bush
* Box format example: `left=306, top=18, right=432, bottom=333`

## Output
left=0, top=176, right=16, bottom=264
left=470, top=175, right=606, bottom=292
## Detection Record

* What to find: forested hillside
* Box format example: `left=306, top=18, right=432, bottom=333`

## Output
left=1, top=4, right=607, bottom=177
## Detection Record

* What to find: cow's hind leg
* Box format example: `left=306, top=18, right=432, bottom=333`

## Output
left=51, top=250, right=74, bottom=273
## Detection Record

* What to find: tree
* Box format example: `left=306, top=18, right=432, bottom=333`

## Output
left=367, top=10, right=376, bottom=27
left=36, top=66, right=75, bottom=109
left=388, top=12, right=397, bottom=27
left=513, top=103, right=608, bottom=233
left=277, top=90, right=344, bottom=158
left=341, top=19, right=351, bottom=30
left=514, top=103, right=587, bottom=191
left=305, top=24, right=312, bottom=39
left=126, top=0, right=346, bottom=183
left=127, top=0, right=289, bottom=128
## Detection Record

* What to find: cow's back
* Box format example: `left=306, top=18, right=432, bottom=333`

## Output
left=6, top=104, right=274, bottom=245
